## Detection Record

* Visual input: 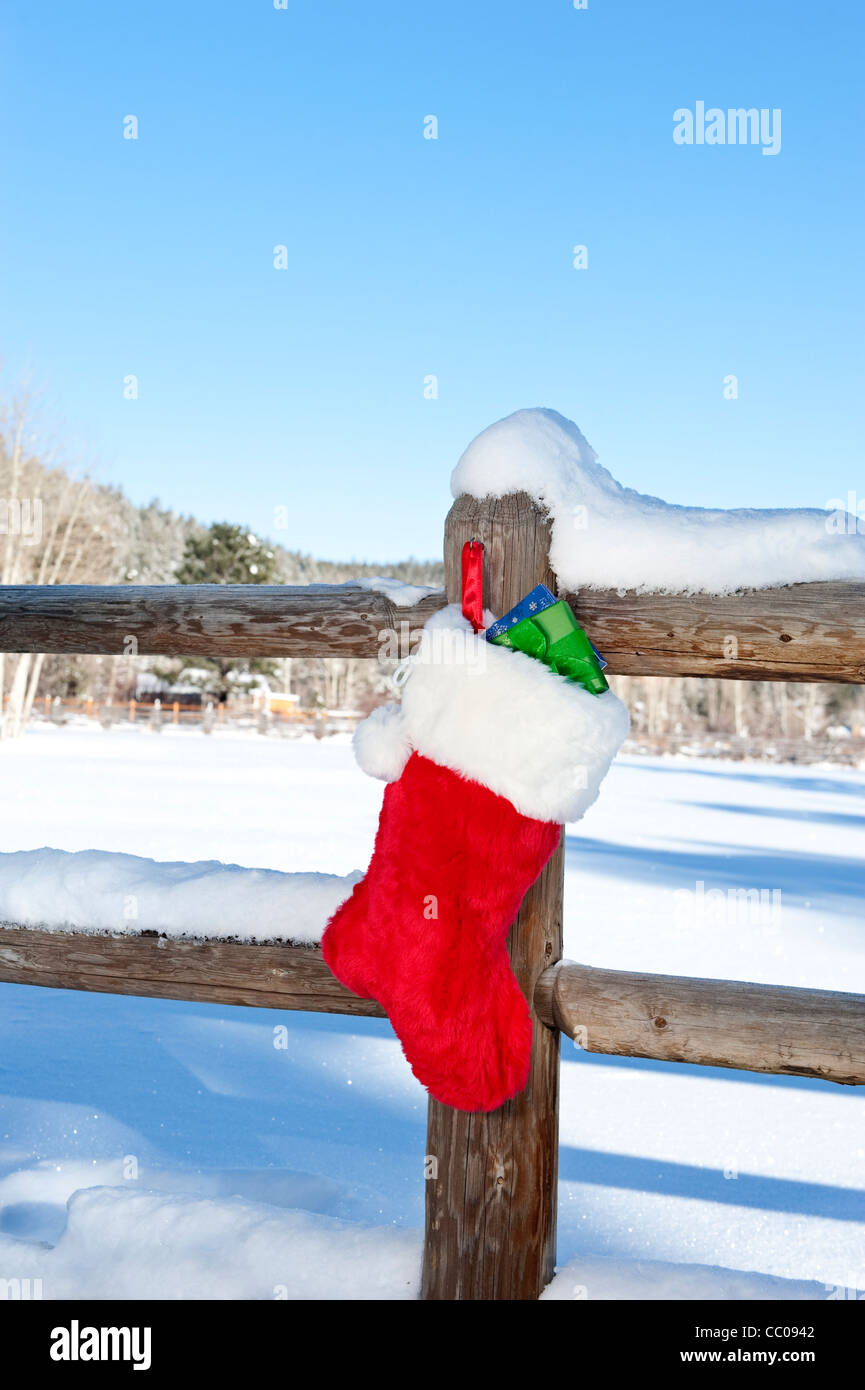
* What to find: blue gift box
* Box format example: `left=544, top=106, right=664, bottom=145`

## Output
left=484, top=584, right=558, bottom=641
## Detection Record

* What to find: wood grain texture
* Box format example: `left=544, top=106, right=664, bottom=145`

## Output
left=0, top=584, right=445, bottom=659
left=421, top=493, right=563, bottom=1301
left=565, top=582, right=865, bottom=683
left=2, top=576, right=863, bottom=681
left=0, top=927, right=386, bottom=1018
left=535, top=960, right=865, bottom=1086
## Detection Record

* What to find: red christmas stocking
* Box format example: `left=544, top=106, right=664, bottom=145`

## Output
left=324, top=752, right=560, bottom=1111
left=322, top=606, right=628, bottom=1112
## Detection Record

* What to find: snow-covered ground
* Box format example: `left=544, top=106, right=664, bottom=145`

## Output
left=0, top=722, right=863, bottom=1300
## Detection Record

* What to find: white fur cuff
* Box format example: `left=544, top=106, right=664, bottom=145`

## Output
left=353, top=605, right=629, bottom=824
left=352, top=702, right=412, bottom=783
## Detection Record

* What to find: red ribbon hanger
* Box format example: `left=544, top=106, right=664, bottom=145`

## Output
left=461, top=539, right=484, bottom=634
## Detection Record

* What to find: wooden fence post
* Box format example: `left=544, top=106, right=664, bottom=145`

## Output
left=421, top=492, right=564, bottom=1301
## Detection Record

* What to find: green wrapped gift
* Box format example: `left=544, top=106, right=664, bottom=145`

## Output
left=486, top=585, right=609, bottom=696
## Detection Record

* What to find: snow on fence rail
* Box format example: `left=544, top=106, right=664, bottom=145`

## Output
left=1, top=477, right=865, bottom=1301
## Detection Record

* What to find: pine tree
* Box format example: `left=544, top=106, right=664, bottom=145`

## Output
left=175, top=523, right=284, bottom=697
left=176, top=522, right=282, bottom=586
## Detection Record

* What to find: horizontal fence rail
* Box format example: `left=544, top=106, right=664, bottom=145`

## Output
left=0, top=927, right=385, bottom=1018
left=0, top=584, right=446, bottom=660
left=565, top=583, right=865, bottom=683
left=535, top=960, right=865, bottom=1087
left=2, top=925, right=861, bottom=1086
left=2, top=576, right=865, bottom=680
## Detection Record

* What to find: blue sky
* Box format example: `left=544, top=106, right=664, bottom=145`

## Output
left=0, top=0, right=862, bottom=561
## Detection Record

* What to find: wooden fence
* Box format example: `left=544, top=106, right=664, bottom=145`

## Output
left=20, top=694, right=358, bottom=733
left=0, top=489, right=864, bottom=1300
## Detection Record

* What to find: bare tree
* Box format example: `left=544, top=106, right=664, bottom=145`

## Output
left=0, top=387, right=123, bottom=738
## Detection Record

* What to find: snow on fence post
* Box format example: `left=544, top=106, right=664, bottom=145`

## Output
left=421, top=492, right=564, bottom=1302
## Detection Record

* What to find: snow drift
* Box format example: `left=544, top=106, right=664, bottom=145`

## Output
left=0, top=1185, right=833, bottom=1301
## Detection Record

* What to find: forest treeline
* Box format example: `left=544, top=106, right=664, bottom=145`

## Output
left=2, top=388, right=862, bottom=744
